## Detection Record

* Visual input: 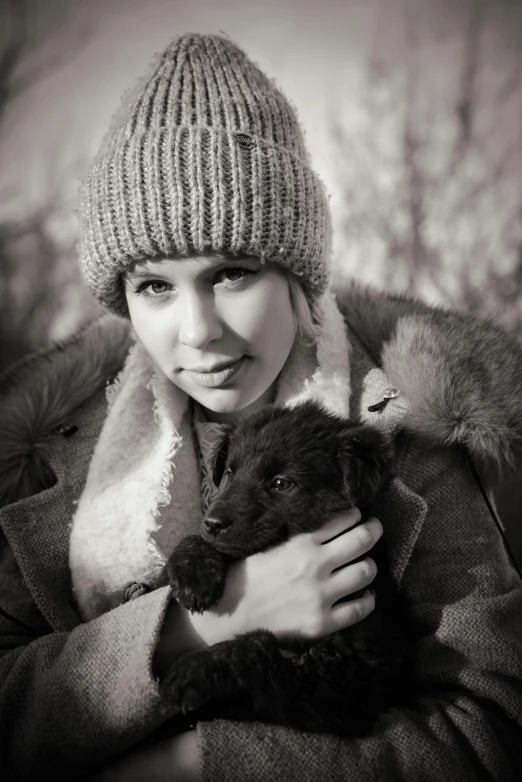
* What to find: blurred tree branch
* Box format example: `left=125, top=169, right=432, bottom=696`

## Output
left=0, top=0, right=26, bottom=119
left=330, top=0, right=522, bottom=332
left=455, top=0, right=484, bottom=151
left=0, top=0, right=93, bottom=110
left=0, top=0, right=97, bottom=372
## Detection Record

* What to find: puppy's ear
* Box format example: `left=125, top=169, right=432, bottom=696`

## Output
left=211, top=426, right=234, bottom=487
left=337, top=425, right=393, bottom=508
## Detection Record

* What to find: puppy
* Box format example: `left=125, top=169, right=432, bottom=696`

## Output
left=166, top=400, right=411, bottom=736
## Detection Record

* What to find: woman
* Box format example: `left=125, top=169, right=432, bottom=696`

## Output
left=1, top=33, right=521, bottom=782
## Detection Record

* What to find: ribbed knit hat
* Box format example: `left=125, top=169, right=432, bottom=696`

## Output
left=78, top=33, right=332, bottom=316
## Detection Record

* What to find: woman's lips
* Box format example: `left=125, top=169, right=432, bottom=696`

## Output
left=184, top=357, right=246, bottom=388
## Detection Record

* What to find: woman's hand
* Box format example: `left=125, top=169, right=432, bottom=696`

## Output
left=233, top=508, right=381, bottom=640
left=190, top=507, right=382, bottom=644
left=155, top=508, right=382, bottom=676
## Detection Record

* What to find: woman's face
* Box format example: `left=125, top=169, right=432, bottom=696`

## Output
left=124, top=256, right=297, bottom=422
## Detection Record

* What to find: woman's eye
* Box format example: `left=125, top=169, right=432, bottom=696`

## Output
left=133, top=266, right=258, bottom=298
left=136, top=280, right=170, bottom=296
left=215, top=266, right=258, bottom=286
left=149, top=281, right=169, bottom=294
left=225, top=268, right=244, bottom=281
left=269, top=477, right=293, bottom=492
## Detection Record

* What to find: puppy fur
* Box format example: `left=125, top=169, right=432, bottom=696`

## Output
left=167, top=400, right=412, bottom=737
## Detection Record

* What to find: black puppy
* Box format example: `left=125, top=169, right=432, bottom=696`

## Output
left=166, top=400, right=411, bottom=736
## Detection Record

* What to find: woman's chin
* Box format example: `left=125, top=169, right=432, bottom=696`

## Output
left=197, top=389, right=248, bottom=414
left=175, top=366, right=278, bottom=421
left=192, top=385, right=273, bottom=422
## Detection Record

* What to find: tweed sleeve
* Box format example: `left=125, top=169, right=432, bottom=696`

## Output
left=196, top=441, right=522, bottom=782
left=0, top=584, right=187, bottom=781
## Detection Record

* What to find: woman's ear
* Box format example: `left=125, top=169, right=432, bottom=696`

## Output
left=211, top=426, right=233, bottom=487
left=337, top=425, right=394, bottom=508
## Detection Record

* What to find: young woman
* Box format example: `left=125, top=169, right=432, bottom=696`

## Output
left=1, top=33, right=521, bottom=782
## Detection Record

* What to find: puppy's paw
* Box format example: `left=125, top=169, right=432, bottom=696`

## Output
left=167, top=650, right=230, bottom=715
left=167, top=536, right=229, bottom=613
left=173, top=581, right=223, bottom=614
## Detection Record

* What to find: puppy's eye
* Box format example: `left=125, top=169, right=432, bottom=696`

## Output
left=269, top=477, right=294, bottom=491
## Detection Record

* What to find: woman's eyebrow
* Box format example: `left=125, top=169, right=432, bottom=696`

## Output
left=127, top=258, right=257, bottom=280
left=126, top=264, right=179, bottom=279
left=127, top=268, right=158, bottom=279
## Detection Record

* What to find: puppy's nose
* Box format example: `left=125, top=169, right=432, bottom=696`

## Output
left=204, top=516, right=232, bottom=535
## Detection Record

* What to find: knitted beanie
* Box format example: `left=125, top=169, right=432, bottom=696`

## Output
left=78, top=33, right=332, bottom=316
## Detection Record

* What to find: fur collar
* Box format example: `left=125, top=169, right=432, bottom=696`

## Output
left=1, top=283, right=521, bottom=508
left=0, top=316, right=133, bottom=507
left=335, top=282, right=522, bottom=475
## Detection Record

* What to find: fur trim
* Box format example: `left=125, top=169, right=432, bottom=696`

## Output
left=334, top=281, right=522, bottom=474
left=0, top=315, right=132, bottom=507
left=68, top=343, right=197, bottom=621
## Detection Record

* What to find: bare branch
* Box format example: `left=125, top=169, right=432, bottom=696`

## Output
left=0, top=0, right=28, bottom=120
left=455, top=0, right=485, bottom=152
left=9, top=15, right=94, bottom=100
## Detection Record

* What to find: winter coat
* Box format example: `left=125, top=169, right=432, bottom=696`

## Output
left=1, top=281, right=522, bottom=782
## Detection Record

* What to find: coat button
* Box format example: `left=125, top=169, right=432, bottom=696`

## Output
left=123, top=582, right=150, bottom=602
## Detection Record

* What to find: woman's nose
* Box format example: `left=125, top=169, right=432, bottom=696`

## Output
left=178, top=293, right=224, bottom=349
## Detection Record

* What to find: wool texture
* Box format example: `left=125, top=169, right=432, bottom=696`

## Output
left=77, top=33, right=332, bottom=316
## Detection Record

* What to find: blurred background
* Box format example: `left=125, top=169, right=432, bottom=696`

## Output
left=0, top=0, right=521, bottom=561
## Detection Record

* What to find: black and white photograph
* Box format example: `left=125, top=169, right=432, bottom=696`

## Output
left=1, top=0, right=521, bottom=779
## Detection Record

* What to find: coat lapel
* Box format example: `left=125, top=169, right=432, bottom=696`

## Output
left=0, top=388, right=108, bottom=632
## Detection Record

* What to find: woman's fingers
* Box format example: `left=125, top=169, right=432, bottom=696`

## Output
left=323, top=557, right=378, bottom=604
left=321, top=517, right=383, bottom=573
left=237, top=510, right=383, bottom=641
left=312, top=507, right=362, bottom=544
left=327, top=590, right=376, bottom=633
